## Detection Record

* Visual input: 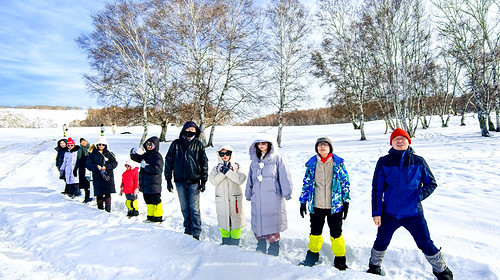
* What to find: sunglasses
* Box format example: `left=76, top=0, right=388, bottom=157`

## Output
left=97, top=144, right=106, bottom=147
left=219, top=151, right=232, bottom=157
left=257, top=142, right=268, bottom=145
left=68, top=144, right=74, bottom=147
left=145, top=142, right=153, bottom=146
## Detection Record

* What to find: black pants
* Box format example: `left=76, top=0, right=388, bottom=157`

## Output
left=310, top=208, right=343, bottom=238
left=143, top=193, right=161, bottom=205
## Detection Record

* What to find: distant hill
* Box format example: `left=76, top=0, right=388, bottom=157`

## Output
left=0, top=108, right=88, bottom=128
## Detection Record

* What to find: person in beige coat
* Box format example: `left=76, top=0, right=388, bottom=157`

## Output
left=209, top=145, right=247, bottom=246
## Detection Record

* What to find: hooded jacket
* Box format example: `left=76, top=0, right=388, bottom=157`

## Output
left=245, top=133, right=293, bottom=236
left=54, top=139, right=68, bottom=170
left=299, top=153, right=350, bottom=214
left=372, top=146, right=437, bottom=219
left=164, top=122, right=209, bottom=184
left=209, top=145, right=247, bottom=231
left=60, top=145, right=80, bottom=184
left=86, top=143, right=117, bottom=196
left=130, top=136, right=164, bottom=194
left=121, top=164, right=139, bottom=194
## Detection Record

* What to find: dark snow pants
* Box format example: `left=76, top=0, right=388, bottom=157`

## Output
left=373, top=212, right=439, bottom=256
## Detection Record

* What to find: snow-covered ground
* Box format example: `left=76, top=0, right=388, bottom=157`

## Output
left=0, top=113, right=499, bottom=280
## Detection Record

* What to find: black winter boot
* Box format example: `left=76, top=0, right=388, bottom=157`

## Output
left=221, top=237, right=231, bottom=245
left=433, top=267, right=453, bottom=280
left=298, top=250, right=319, bottom=267
left=334, top=256, right=348, bottom=271
left=366, top=264, right=384, bottom=276
left=256, top=239, right=267, bottom=254
left=97, top=199, right=104, bottom=210
left=104, top=197, right=111, bottom=212
left=229, top=238, right=240, bottom=246
left=267, top=241, right=280, bottom=256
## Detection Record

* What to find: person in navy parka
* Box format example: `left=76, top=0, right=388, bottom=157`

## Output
left=367, top=128, right=453, bottom=280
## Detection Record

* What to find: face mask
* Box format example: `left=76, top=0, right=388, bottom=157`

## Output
left=184, top=130, right=196, bottom=138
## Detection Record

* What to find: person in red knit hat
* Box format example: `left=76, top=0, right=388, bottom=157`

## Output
left=367, top=128, right=453, bottom=280
left=120, top=159, right=140, bottom=217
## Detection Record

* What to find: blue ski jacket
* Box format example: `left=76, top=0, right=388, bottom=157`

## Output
left=372, top=147, right=437, bottom=218
left=299, top=154, right=350, bottom=214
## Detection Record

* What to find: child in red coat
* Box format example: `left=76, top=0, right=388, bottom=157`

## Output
left=120, top=160, right=139, bottom=217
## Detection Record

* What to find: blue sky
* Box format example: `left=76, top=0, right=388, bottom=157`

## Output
left=0, top=0, right=320, bottom=109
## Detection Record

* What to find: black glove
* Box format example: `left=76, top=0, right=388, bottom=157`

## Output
left=220, top=165, right=230, bottom=174
left=59, top=170, right=66, bottom=181
left=198, top=181, right=206, bottom=193
left=73, top=167, right=78, bottom=177
left=100, top=169, right=110, bottom=181
left=167, top=181, right=174, bottom=193
left=300, top=203, right=307, bottom=218
left=342, top=202, right=349, bottom=220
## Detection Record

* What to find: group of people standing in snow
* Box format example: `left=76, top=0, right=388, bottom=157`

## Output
left=54, top=122, right=452, bottom=280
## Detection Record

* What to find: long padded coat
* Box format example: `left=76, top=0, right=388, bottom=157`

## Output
left=130, top=136, right=163, bottom=194
left=209, top=145, right=247, bottom=232
left=86, top=145, right=117, bottom=196
left=245, top=134, right=293, bottom=236
left=60, top=146, right=80, bottom=184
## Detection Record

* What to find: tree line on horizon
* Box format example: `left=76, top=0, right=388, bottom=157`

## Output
left=76, top=0, right=500, bottom=146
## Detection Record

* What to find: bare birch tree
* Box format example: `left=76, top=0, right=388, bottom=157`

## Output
left=78, top=0, right=154, bottom=144
left=434, top=0, right=500, bottom=136
left=265, top=0, right=311, bottom=147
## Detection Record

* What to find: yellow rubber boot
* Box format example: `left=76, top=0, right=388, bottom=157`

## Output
left=331, top=235, right=346, bottom=257
left=153, top=202, right=163, bottom=222
left=308, top=235, right=323, bottom=253
left=132, top=199, right=139, bottom=211
left=125, top=200, right=132, bottom=211
left=146, top=204, right=155, bottom=222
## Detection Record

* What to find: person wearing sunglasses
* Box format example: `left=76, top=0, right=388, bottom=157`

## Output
left=130, top=136, right=164, bottom=222
left=75, top=138, right=92, bottom=203
left=164, top=121, right=208, bottom=240
left=86, top=136, right=118, bottom=212
left=59, top=137, right=81, bottom=198
left=209, top=145, right=247, bottom=246
left=245, top=133, right=293, bottom=256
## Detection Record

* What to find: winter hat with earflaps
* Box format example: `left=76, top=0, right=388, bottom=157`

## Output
left=315, top=137, right=333, bottom=154
left=390, top=128, right=411, bottom=144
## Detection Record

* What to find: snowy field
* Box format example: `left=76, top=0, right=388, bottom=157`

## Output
left=0, top=112, right=499, bottom=280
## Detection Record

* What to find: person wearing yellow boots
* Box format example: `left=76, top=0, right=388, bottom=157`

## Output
left=120, top=160, right=140, bottom=217
left=298, top=137, right=350, bottom=270
left=131, top=136, right=164, bottom=223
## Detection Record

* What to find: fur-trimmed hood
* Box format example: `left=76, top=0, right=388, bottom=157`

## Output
left=248, top=133, right=278, bottom=161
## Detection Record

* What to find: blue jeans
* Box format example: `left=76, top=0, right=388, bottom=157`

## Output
left=176, top=182, right=201, bottom=238
left=373, top=212, right=439, bottom=256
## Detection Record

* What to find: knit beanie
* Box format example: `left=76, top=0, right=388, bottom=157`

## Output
left=95, top=136, right=108, bottom=146
left=390, top=128, right=411, bottom=144
left=67, top=138, right=75, bottom=145
left=315, top=137, right=333, bottom=154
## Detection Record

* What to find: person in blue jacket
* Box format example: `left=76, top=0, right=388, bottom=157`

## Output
left=298, top=137, right=350, bottom=270
left=367, top=128, right=453, bottom=280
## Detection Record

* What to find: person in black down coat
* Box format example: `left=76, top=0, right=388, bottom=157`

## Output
left=164, top=121, right=208, bottom=240
left=130, top=136, right=164, bottom=222
left=86, top=136, right=117, bottom=212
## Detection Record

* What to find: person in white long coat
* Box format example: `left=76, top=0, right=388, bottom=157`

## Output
left=209, top=145, right=247, bottom=246
left=60, top=137, right=81, bottom=198
left=245, top=133, right=293, bottom=256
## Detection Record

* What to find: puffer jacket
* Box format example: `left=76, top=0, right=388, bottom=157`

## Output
left=245, top=133, right=293, bottom=236
left=121, top=167, right=139, bottom=194
left=86, top=145, right=117, bottom=196
left=60, top=146, right=80, bottom=184
left=299, top=153, right=350, bottom=214
left=372, top=147, right=437, bottom=219
left=164, top=123, right=208, bottom=184
left=209, top=145, right=247, bottom=231
left=54, top=139, right=68, bottom=170
left=130, top=136, right=164, bottom=194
